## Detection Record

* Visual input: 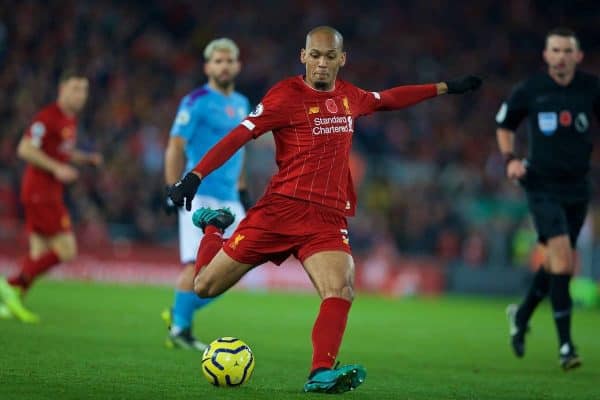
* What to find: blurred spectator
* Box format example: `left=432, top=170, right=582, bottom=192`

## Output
left=1, top=0, right=598, bottom=267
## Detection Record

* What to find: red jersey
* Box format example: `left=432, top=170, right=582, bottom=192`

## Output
left=21, top=103, right=77, bottom=204
left=195, top=75, right=437, bottom=215
left=241, top=76, right=437, bottom=215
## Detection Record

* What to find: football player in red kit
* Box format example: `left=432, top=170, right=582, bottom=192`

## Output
left=168, top=26, right=481, bottom=393
left=0, top=70, right=102, bottom=323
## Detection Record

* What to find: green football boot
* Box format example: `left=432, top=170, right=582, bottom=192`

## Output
left=0, top=301, right=12, bottom=319
left=0, top=277, right=39, bottom=323
left=303, top=364, right=366, bottom=394
left=192, top=207, right=235, bottom=233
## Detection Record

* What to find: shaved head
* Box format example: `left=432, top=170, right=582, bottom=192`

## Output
left=306, top=26, right=344, bottom=51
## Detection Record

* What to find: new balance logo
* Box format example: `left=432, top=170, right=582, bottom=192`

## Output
left=340, top=229, right=349, bottom=245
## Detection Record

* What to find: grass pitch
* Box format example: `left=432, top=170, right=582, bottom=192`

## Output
left=0, top=281, right=598, bottom=399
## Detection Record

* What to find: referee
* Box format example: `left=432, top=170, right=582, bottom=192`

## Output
left=496, top=27, right=600, bottom=370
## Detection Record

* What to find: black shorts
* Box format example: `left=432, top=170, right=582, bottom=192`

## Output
left=526, top=191, right=588, bottom=247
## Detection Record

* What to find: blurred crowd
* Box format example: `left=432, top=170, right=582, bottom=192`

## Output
left=1, top=0, right=599, bottom=268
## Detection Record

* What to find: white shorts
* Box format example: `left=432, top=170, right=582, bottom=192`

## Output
left=178, top=195, right=245, bottom=264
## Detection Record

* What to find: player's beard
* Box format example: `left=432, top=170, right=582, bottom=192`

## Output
left=553, top=67, right=571, bottom=80
left=68, top=99, right=86, bottom=114
left=552, top=62, right=571, bottom=78
left=313, top=80, right=330, bottom=91
left=214, top=76, right=234, bottom=91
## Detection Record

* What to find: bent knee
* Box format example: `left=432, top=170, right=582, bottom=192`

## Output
left=193, top=276, right=220, bottom=298
left=50, top=235, right=77, bottom=262
left=548, top=252, right=573, bottom=274
left=56, top=246, right=77, bottom=262
left=322, top=285, right=354, bottom=302
left=550, top=263, right=573, bottom=274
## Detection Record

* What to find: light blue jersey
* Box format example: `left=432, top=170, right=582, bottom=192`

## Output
left=170, top=84, right=250, bottom=201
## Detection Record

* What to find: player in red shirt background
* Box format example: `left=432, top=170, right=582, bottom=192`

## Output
left=168, top=26, right=481, bottom=393
left=0, top=70, right=102, bottom=323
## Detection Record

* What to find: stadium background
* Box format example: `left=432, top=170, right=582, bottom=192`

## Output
left=1, top=0, right=599, bottom=296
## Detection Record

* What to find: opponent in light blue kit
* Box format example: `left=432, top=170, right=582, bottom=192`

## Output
left=162, top=38, right=250, bottom=350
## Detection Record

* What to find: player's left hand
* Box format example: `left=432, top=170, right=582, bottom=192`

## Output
left=168, top=172, right=201, bottom=211
left=445, top=75, right=482, bottom=94
left=88, top=152, right=103, bottom=167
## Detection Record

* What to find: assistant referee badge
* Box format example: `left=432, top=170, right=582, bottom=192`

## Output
left=537, top=112, right=557, bottom=135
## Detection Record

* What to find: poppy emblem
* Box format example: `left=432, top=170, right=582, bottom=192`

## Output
left=325, top=98, right=338, bottom=114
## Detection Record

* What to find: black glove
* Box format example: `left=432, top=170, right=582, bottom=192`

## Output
left=445, top=75, right=482, bottom=94
left=168, top=172, right=201, bottom=211
left=163, top=186, right=179, bottom=215
left=238, top=188, right=252, bottom=211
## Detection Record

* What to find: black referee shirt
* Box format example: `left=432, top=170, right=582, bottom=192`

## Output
left=496, top=71, right=600, bottom=198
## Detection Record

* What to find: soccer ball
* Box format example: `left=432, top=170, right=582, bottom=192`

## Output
left=201, top=337, right=255, bottom=387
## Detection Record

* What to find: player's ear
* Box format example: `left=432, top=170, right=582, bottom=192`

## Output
left=575, top=50, right=584, bottom=64
left=339, top=51, right=347, bottom=67
left=300, top=48, right=307, bottom=64
left=58, top=81, right=68, bottom=98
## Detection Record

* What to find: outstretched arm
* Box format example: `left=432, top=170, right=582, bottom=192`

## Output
left=192, top=125, right=254, bottom=179
left=168, top=125, right=254, bottom=211
left=367, top=75, right=482, bottom=113
left=376, top=84, right=439, bottom=111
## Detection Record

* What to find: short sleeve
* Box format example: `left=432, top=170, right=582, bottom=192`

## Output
left=239, top=83, right=289, bottom=138
left=496, top=81, right=529, bottom=130
left=170, top=97, right=200, bottom=140
left=24, top=112, right=52, bottom=148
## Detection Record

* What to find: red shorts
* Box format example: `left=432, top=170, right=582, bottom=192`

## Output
left=223, top=193, right=351, bottom=265
left=24, top=202, right=72, bottom=236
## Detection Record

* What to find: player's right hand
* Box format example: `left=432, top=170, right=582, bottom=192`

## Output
left=53, top=164, right=79, bottom=183
left=168, top=172, right=201, bottom=211
left=506, top=159, right=526, bottom=180
left=163, top=186, right=179, bottom=215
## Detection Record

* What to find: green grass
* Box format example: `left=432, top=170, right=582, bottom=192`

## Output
left=0, top=281, right=598, bottom=400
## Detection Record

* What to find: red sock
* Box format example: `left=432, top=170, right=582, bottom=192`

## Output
left=194, top=226, right=225, bottom=275
left=311, top=297, right=352, bottom=372
left=9, top=250, right=61, bottom=290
